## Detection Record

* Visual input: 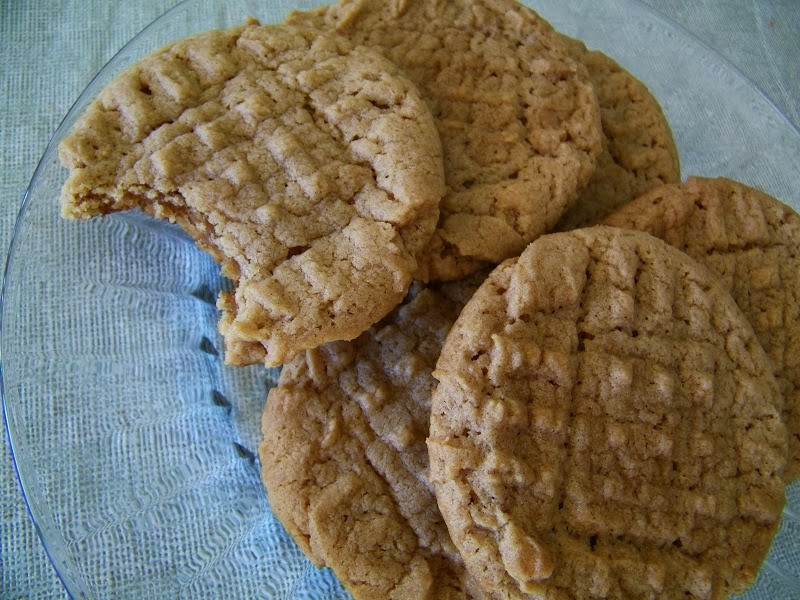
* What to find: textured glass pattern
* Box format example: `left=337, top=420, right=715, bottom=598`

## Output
left=2, top=0, right=799, bottom=598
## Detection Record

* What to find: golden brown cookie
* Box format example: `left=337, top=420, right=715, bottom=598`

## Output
left=260, top=278, right=484, bottom=599
left=555, top=36, right=680, bottom=230
left=428, top=227, right=786, bottom=599
left=288, top=0, right=603, bottom=281
left=59, top=21, right=444, bottom=367
left=605, top=177, right=800, bottom=480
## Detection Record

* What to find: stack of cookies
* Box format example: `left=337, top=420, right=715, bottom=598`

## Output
left=59, top=1, right=798, bottom=598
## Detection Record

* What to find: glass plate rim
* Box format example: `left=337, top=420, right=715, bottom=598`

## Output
left=0, top=1, right=206, bottom=597
left=2, top=0, right=799, bottom=598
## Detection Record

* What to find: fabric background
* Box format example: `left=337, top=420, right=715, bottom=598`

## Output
left=1, top=1, right=798, bottom=598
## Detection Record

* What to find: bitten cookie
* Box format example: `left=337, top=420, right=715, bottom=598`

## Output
left=428, top=227, right=786, bottom=599
left=555, top=36, right=680, bottom=230
left=289, top=0, right=603, bottom=281
left=260, top=278, right=484, bottom=599
left=59, top=21, right=444, bottom=367
left=606, top=176, right=800, bottom=480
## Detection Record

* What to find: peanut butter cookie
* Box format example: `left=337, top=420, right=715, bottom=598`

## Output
left=555, top=37, right=680, bottom=230
left=606, top=176, right=800, bottom=480
left=429, top=226, right=786, bottom=599
left=260, top=279, right=484, bottom=599
left=289, top=0, right=603, bottom=281
left=59, top=21, right=444, bottom=367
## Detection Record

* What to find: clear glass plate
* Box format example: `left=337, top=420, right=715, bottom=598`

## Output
left=2, top=0, right=799, bottom=598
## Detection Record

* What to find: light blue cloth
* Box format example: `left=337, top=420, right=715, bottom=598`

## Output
left=1, top=1, right=797, bottom=598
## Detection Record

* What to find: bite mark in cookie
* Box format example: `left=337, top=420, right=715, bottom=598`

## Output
left=60, top=21, right=444, bottom=366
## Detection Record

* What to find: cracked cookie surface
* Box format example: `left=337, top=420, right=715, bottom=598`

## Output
left=289, top=0, right=603, bottom=281
left=554, top=37, right=680, bottom=230
left=59, top=21, right=444, bottom=366
left=428, top=226, right=786, bottom=599
left=260, top=278, right=484, bottom=599
left=606, top=177, right=800, bottom=480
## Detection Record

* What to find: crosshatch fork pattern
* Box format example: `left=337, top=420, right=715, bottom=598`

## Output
left=429, top=227, right=786, bottom=598
left=604, top=177, right=800, bottom=481
left=260, top=282, right=483, bottom=598
left=3, top=1, right=800, bottom=598
left=288, top=0, right=604, bottom=280
left=58, top=21, right=445, bottom=368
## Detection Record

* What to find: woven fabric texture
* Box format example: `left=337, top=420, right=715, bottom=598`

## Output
left=1, top=1, right=798, bottom=599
